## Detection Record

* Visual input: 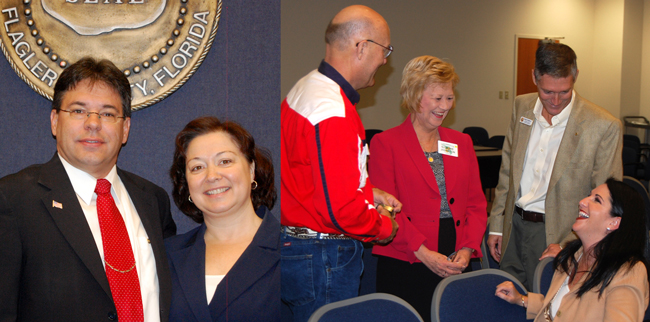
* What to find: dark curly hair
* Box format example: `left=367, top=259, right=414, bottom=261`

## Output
left=170, top=116, right=276, bottom=223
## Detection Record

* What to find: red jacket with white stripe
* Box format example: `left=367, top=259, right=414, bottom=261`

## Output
left=281, top=66, right=392, bottom=242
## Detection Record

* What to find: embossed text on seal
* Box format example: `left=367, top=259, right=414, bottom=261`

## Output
left=0, top=0, right=221, bottom=111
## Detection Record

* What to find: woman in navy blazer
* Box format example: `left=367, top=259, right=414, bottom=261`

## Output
left=165, top=117, right=279, bottom=322
left=369, top=56, right=487, bottom=322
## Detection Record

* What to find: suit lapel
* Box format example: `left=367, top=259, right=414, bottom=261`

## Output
left=168, top=225, right=213, bottom=322
left=512, top=107, right=536, bottom=196
left=209, top=210, right=280, bottom=320
left=38, top=154, right=112, bottom=297
left=438, top=128, right=458, bottom=192
left=119, top=171, right=166, bottom=278
left=549, top=96, right=584, bottom=190
left=401, top=118, right=441, bottom=195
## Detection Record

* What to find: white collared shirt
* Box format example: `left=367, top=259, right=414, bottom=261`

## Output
left=59, top=154, right=160, bottom=322
left=516, top=90, right=575, bottom=214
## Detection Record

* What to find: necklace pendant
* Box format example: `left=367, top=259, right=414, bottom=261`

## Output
left=428, top=156, right=434, bottom=162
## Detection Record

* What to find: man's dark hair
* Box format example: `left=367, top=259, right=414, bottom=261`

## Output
left=534, top=41, right=577, bottom=82
left=52, top=57, right=132, bottom=118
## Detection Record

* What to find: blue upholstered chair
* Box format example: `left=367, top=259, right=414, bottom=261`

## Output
left=431, top=269, right=527, bottom=322
left=481, top=224, right=500, bottom=269
left=308, top=293, right=423, bottom=322
left=532, top=257, right=554, bottom=295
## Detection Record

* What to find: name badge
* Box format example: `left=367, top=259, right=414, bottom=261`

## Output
left=520, top=116, right=533, bottom=126
left=438, top=140, right=459, bottom=157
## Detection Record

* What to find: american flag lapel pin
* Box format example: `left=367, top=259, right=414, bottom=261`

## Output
left=52, top=200, right=63, bottom=209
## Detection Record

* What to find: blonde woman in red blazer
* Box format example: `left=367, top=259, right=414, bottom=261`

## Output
left=369, top=56, right=487, bottom=322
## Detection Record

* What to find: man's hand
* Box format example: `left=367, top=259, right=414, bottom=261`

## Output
left=372, top=188, right=402, bottom=213
left=487, top=235, right=502, bottom=262
left=539, top=243, right=562, bottom=260
left=374, top=207, right=398, bottom=245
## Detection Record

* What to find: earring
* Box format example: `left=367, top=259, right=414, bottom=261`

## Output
left=252, top=180, right=258, bottom=190
left=606, top=227, right=611, bottom=231
left=188, top=195, right=193, bottom=203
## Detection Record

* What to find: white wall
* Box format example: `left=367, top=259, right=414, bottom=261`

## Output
left=282, top=0, right=646, bottom=136
left=641, top=0, right=650, bottom=119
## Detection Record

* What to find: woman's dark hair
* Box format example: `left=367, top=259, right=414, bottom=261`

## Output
left=554, top=178, right=649, bottom=297
left=170, top=116, right=276, bottom=223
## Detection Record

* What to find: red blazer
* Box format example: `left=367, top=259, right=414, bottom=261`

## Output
left=369, top=117, right=487, bottom=263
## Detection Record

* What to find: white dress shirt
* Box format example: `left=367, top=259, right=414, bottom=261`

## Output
left=516, top=91, right=575, bottom=214
left=59, top=154, right=160, bottom=322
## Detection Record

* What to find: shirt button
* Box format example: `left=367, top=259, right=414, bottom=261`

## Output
left=108, top=312, right=117, bottom=320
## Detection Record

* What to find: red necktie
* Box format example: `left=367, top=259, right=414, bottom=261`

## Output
left=95, top=179, right=144, bottom=322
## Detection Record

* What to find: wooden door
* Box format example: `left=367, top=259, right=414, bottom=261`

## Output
left=515, top=37, right=561, bottom=96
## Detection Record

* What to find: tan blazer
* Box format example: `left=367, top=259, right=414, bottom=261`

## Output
left=490, top=92, right=623, bottom=251
left=527, top=259, right=649, bottom=321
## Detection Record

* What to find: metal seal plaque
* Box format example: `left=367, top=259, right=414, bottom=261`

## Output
left=0, top=0, right=221, bottom=111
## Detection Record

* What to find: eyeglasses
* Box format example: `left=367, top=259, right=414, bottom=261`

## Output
left=356, top=39, right=393, bottom=58
left=59, top=109, right=126, bottom=123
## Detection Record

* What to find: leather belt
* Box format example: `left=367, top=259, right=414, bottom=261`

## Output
left=515, top=206, right=545, bottom=223
left=282, top=225, right=352, bottom=240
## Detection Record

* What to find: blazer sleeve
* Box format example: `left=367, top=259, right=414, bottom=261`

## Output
left=591, top=118, right=623, bottom=184
left=456, top=136, right=487, bottom=257
left=526, top=292, right=545, bottom=320
left=0, top=188, right=20, bottom=322
left=489, top=100, right=519, bottom=233
left=369, top=132, right=427, bottom=262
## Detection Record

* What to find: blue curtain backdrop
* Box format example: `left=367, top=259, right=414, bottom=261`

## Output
left=0, top=0, right=280, bottom=234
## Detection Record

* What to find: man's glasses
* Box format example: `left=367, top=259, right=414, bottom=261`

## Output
left=356, top=39, right=393, bottom=58
left=59, top=109, right=126, bottom=123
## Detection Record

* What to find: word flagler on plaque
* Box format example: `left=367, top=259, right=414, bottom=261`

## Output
left=0, top=0, right=221, bottom=111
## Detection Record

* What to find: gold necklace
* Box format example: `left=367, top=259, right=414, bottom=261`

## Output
left=105, top=260, right=136, bottom=274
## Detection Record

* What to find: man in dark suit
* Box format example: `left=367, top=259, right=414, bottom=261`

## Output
left=0, top=57, right=176, bottom=322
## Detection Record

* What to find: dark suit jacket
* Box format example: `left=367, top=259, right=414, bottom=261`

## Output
left=165, top=206, right=280, bottom=322
left=0, top=154, right=176, bottom=322
left=369, top=117, right=487, bottom=263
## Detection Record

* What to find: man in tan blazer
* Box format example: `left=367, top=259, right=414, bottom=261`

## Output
left=487, top=42, right=623, bottom=290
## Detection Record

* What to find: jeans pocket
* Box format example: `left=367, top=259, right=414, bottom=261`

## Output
left=281, top=254, right=316, bottom=306
left=334, top=240, right=363, bottom=270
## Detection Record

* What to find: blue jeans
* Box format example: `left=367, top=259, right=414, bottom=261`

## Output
left=280, top=233, right=364, bottom=322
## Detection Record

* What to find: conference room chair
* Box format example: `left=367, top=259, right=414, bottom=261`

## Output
left=481, top=224, right=500, bottom=270
left=487, top=135, right=505, bottom=149
left=308, top=293, right=424, bottom=322
left=462, top=127, right=490, bottom=147
left=532, top=257, right=554, bottom=295
left=431, top=269, right=527, bottom=322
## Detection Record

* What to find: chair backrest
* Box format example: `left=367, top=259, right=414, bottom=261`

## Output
left=487, top=135, right=505, bottom=149
left=308, top=293, right=424, bottom=322
left=481, top=224, right=500, bottom=269
left=431, top=269, right=527, bottom=322
left=623, top=147, right=639, bottom=177
left=462, top=127, right=490, bottom=146
left=532, top=257, right=555, bottom=295
left=365, top=129, right=383, bottom=146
